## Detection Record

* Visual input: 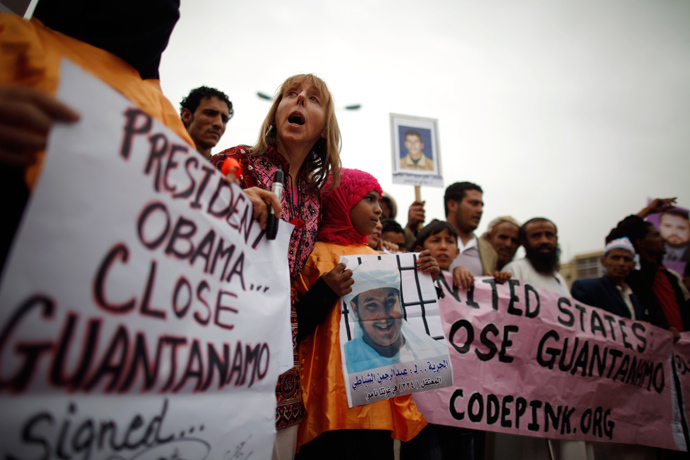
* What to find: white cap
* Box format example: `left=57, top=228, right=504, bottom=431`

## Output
left=604, top=237, right=636, bottom=256
left=343, top=259, right=401, bottom=307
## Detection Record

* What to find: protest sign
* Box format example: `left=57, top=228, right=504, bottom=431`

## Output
left=0, top=61, right=292, bottom=459
left=339, top=254, right=452, bottom=407
left=390, top=114, right=443, bottom=188
left=412, top=273, right=687, bottom=451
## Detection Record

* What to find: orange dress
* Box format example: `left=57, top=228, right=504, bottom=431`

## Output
left=295, top=242, right=427, bottom=447
left=0, top=13, right=194, bottom=189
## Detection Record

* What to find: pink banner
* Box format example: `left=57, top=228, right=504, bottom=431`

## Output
left=673, top=334, right=690, bottom=440
left=413, top=273, right=688, bottom=451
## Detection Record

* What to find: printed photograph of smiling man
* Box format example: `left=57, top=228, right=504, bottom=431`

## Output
left=399, top=126, right=434, bottom=171
left=341, top=258, right=448, bottom=375
left=390, top=114, right=440, bottom=175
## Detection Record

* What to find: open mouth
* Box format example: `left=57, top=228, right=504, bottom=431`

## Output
left=288, top=112, right=305, bottom=125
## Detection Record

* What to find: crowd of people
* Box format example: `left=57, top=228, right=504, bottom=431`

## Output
left=1, top=5, right=689, bottom=460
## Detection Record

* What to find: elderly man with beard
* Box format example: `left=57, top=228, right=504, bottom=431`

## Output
left=503, top=217, right=570, bottom=297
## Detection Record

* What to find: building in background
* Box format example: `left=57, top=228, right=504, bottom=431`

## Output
left=560, top=250, right=604, bottom=290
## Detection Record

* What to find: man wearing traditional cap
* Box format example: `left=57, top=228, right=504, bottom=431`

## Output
left=571, top=237, right=645, bottom=320
left=343, top=259, right=447, bottom=374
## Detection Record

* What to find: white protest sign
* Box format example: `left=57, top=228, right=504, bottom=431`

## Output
left=339, top=253, right=453, bottom=407
left=0, top=60, right=292, bottom=460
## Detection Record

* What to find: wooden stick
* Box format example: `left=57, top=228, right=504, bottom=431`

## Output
left=414, top=185, right=423, bottom=231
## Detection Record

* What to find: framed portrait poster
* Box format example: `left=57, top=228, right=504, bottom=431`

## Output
left=645, top=202, right=689, bottom=275
left=390, top=113, right=443, bottom=188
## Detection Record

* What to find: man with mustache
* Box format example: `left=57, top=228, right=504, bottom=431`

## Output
left=482, top=216, right=521, bottom=271
left=571, top=237, right=645, bottom=320
left=180, top=86, right=232, bottom=160
left=503, top=217, right=570, bottom=297
left=445, top=181, right=497, bottom=276
left=659, top=210, right=690, bottom=262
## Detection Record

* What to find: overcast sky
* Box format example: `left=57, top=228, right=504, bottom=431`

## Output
left=160, top=0, right=689, bottom=261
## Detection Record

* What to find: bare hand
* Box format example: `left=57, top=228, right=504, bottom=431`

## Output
left=669, top=327, right=681, bottom=342
left=492, top=271, right=512, bottom=283
left=243, top=187, right=282, bottom=230
left=453, top=266, right=474, bottom=291
left=382, top=240, right=400, bottom=253
left=407, top=200, right=425, bottom=232
left=0, top=86, right=80, bottom=167
left=416, top=249, right=440, bottom=281
left=323, top=262, right=354, bottom=297
left=638, top=198, right=677, bottom=218
left=224, top=171, right=240, bottom=186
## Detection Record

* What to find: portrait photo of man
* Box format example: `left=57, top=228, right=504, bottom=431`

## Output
left=660, top=210, right=690, bottom=262
left=399, top=127, right=434, bottom=171
left=342, top=260, right=447, bottom=374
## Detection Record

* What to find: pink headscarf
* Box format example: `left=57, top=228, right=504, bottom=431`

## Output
left=317, top=168, right=383, bottom=246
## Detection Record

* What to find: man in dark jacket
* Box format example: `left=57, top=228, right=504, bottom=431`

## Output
left=572, top=237, right=644, bottom=320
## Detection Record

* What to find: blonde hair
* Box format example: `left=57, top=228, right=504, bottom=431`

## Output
left=253, top=74, right=341, bottom=192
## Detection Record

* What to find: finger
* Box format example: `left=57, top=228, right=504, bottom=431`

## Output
left=341, top=286, right=353, bottom=295
left=247, top=195, right=268, bottom=228
left=0, top=124, right=46, bottom=151
left=263, top=191, right=282, bottom=218
left=0, top=100, right=53, bottom=133
left=0, top=149, right=39, bottom=167
left=224, top=172, right=240, bottom=185
left=6, top=86, right=80, bottom=122
left=344, top=278, right=354, bottom=288
left=334, top=262, right=347, bottom=273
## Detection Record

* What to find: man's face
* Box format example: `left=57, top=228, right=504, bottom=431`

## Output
left=489, top=222, right=520, bottom=266
left=382, top=231, right=407, bottom=252
left=660, top=214, right=690, bottom=248
left=523, top=220, right=559, bottom=275
left=600, top=248, right=635, bottom=284
left=182, top=96, right=230, bottom=155
left=353, top=287, right=403, bottom=348
left=524, top=221, right=557, bottom=255
left=404, top=135, right=424, bottom=160
left=450, top=190, right=483, bottom=233
left=638, top=224, right=666, bottom=257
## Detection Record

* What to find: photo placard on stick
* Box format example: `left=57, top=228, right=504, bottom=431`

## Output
left=390, top=113, right=443, bottom=188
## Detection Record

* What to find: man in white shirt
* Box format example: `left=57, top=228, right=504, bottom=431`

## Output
left=503, top=217, right=569, bottom=297
left=445, top=182, right=497, bottom=276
